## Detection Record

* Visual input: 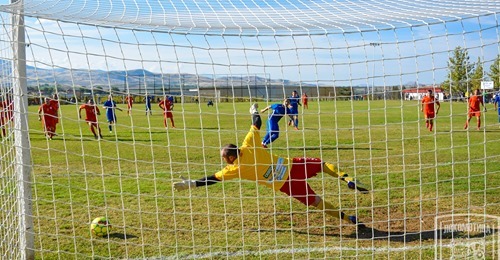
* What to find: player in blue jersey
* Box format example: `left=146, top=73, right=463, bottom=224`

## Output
left=145, top=95, right=153, bottom=115
left=494, top=92, right=500, bottom=127
left=287, top=90, right=301, bottom=130
left=103, top=95, right=122, bottom=132
left=260, top=98, right=292, bottom=148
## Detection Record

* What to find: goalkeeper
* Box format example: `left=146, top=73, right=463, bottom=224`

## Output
left=174, top=104, right=369, bottom=227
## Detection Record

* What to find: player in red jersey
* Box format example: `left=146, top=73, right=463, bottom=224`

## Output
left=0, top=98, right=5, bottom=137
left=464, top=89, right=487, bottom=130
left=79, top=99, right=103, bottom=139
left=3, top=94, right=13, bottom=122
left=38, top=97, right=56, bottom=139
left=301, top=92, right=308, bottom=109
left=0, top=95, right=13, bottom=137
left=421, top=89, right=440, bottom=131
left=125, top=94, right=134, bottom=115
left=49, top=93, right=60, bottom=136
left=158, top=95, right=175, bottom=128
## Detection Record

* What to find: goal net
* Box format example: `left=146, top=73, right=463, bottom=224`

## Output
left=1, top=0, right=500, bottom=259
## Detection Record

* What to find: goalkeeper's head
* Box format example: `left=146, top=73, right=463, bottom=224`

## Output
left=221, top=144, right=240, bottom=164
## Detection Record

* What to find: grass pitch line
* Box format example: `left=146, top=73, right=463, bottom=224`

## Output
left=144, top=239, right=493, bottom=259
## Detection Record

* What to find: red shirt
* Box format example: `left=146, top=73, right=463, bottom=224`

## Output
left=49, top=99, right=59, bottom=123
left=2, top=100, right=13, bottom=121
left=301, top=94, right=308, bottom=104
left=39, top=103, right=55, bottom=124
left=125, top=96, right=133, bottom=107
left=159, top=99, right=173, bottom=112
left=80, top=104, right=100, bottom=122
left=421, top=96, right=439, bottom=113
left=468, top=95, right=483, bottom=111
left=49, top=99, right=59, bottom=111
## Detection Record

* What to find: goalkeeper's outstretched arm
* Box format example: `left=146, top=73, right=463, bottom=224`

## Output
left=173, top=175, right=220, bottom=191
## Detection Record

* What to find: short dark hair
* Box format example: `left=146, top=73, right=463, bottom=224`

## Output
left=221, top=144, right=239, bottom=158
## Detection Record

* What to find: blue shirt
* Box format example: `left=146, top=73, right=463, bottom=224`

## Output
left=289, top=96, right=301, bottom=108
left=269, top=104, right=288, bottom=122
left=494, top=95, right=500, bottom=113
left=146, top=96, right=153, bottom=107
left=103, top=100, right=117, bottom=119
left=289, top=95, right=301, bottom=114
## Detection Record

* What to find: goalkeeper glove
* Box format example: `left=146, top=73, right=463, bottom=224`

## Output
left=347, top=180, right=369, bottom=194
left=340, top=173, right=369, bottom=194
left=173, top=176, right=196, bottom=191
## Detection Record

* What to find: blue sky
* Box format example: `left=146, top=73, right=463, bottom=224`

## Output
left=2, top=1, right=499, bottom=86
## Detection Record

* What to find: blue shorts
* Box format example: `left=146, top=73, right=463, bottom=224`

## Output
left=106, top=113, right=117, bottom=123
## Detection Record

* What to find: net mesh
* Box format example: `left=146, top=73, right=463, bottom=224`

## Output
left=0, top=10, right=21, bottom=260
left=0, top=0, right=500, bottom=259
left=2, top=0, right=500, bottom=34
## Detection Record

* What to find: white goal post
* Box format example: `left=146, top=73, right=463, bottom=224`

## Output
left=1, top=0, right=500, bottom=259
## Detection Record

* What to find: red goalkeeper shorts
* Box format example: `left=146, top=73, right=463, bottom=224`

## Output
left=279, top=157, right=323, bottom=206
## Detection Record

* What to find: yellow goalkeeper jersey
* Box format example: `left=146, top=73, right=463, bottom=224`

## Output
left=214, top=126, right=291, bottom=191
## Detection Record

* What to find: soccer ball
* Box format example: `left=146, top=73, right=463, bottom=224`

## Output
left=90, top=217, right=111, bottom=237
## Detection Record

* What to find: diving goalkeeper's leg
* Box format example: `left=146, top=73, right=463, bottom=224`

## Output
left=323, top=162, right=369, bottom=193
left=313, top=196, right=366, bottom=228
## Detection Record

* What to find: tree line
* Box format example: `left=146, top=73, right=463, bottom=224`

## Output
left=441, top=46, right=500, bottom=94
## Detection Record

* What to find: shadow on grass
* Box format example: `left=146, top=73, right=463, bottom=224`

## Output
left=289, top=226, right=498, bottom=243
left=350, top=226, right=499, bottom=242
left=109, top=232, right=139, bottom=240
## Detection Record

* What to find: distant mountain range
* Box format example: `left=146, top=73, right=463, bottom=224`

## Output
left=0, top=62, right=428, bottom=95
left=25, top=65, right=314, bottom=92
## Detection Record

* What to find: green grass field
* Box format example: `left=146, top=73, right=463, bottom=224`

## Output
left=8, top=99, right=500, bottom=258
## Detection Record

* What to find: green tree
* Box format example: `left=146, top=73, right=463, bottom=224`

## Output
left=488, top=55, right=500, bottom=90
left=470, top=57, right=484, bottom=90
left=443, top=46, right=474, bottom=94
